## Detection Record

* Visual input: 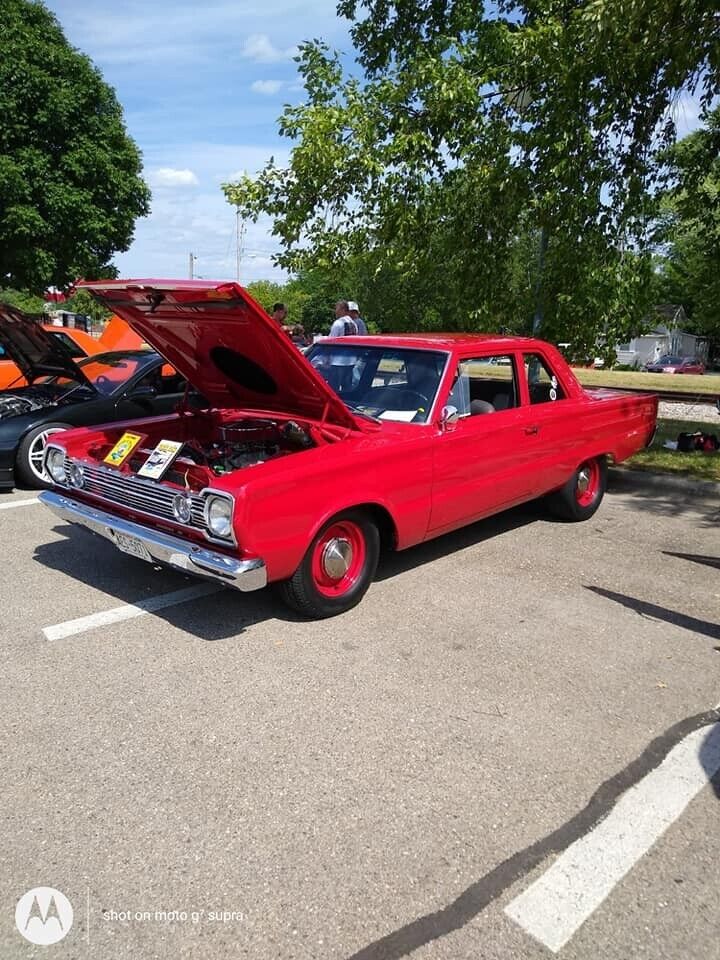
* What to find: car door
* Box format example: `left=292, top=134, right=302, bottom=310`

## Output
left=428, top=352, right=538, bottom=535
left=518, top=350, right=584, bottom=493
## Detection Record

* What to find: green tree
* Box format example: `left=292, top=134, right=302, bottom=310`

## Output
left=652, top=107, right=720, bottom=345
left=224, top=0, right=718, bottom=352
left=0, top=0, right=151, bottom=294
left=0, top=287, right=45, bottom=314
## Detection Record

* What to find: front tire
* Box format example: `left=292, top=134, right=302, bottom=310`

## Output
left=546, top=456, right=607, bottom=522
left=16, top=423, right=70, bottom=488
left=278, top=510, right=380, bottom=618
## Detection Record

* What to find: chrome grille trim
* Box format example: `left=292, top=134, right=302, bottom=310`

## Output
left=64, top=460, right=207, bottom=532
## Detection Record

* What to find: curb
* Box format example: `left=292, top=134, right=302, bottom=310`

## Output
left=608, top=466, right=720, bottom=502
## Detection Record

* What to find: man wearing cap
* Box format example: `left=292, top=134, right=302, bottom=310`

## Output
left=347, top=301, right=368, bottom=335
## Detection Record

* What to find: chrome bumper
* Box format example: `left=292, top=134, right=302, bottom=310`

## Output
left=39, top=491, right=267, bottom=592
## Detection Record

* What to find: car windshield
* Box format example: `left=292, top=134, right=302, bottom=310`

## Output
left=306, top=344, right=447, bottom=423
left=41, top=350, right=159, bottom=397
left=656, top=355, right=682, bottom=364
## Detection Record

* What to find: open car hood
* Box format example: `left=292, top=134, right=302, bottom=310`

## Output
left=78, top=280, right=360, bottom=430
left=0, top=303, right=93, bottom=387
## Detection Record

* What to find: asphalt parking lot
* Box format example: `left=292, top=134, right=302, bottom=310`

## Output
left=1, top=478, right=719, bottom=960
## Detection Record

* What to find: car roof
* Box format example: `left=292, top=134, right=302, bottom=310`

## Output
left=321, top=333, right=543, bottom=351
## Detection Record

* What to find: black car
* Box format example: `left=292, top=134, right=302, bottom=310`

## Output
left=0, top=305, right=189, bottom=490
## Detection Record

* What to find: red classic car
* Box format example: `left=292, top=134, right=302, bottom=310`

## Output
left=643, top=355, right=705, bottom=374
left=40, top=280, right=658, bottom=619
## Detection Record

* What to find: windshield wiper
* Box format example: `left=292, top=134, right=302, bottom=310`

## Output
left=343, top=400, right=381, bottom=423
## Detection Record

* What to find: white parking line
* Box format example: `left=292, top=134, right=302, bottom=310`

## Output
left=43, top=583, right=222, bottom=641
left=505, top=720, right=720, bottom=953
left=0, top=498, right=39, bottom=510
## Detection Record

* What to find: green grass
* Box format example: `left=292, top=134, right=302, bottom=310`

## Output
left=572, top=366, right=715, bottom=395
left=624, top=418, right=720, bottom=482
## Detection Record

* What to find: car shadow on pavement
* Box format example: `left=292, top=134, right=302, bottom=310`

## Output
left=586, top=585, right=720, bottom=642
left=607, top=482, right=720, bottom=528
left=375, top=502, right=544, bottom=582
left=34, top=523, right=306, bottom=640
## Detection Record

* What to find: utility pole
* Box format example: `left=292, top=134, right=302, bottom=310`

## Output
left=188, top=252, right=195, bottom=279
left=235, top=208, right=245, bottom=282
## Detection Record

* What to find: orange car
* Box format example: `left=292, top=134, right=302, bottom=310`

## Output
left=0, top=316, right=142, bottom=388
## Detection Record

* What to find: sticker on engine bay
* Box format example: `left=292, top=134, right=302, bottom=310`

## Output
left=104, top=431, right=145, bottom=467
left=137, top=439, right=184, bottom=480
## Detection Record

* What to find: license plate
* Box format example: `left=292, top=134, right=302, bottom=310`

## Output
left=112, top=531, right=152, bottom=563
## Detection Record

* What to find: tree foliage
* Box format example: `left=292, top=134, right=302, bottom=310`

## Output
left=0, top=0, right=151, bottom=293
left=652, top=106, right=720, bottom=344
left=224, top=0, right=718, bottom=350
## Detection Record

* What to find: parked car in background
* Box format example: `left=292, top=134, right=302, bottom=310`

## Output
left=0, top=304, right=187, bottom=489
left=0, top=310, right=143, bottom=388
left=643, top=355, right=705, bottom=374
left=41, top=279, right=658, bottom=619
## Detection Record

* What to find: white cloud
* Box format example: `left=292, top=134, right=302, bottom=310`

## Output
left=150, top=168, right=199, bottom=188
left=251, top=80, right=284, bottom=96
left=242, top=33, right=297, bottom=63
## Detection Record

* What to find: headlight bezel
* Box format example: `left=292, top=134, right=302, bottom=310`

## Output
left=45, top=445, right=67, bottom=485
left=202, top=491, right=236, bottom=543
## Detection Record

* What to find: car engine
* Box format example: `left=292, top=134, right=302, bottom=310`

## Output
left=167, top=418, right=314, bottom=477
left=0, top=393, right=50, bottom=420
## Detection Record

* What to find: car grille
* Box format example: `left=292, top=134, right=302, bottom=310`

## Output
left=64, top=461, right=207, bottom=530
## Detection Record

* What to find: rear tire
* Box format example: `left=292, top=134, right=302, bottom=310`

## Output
left=546, top=456, right=607, bottom=522
left=278, top=510, right=380, bottom=618
left=16, top=423, right=71, bottom=488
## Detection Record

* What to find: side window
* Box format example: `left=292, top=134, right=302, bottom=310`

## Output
left=524, top=353, right=565, bottom=404
left=448, top=355, right=517, bottom=416
left=51, top=331, right=86, bottom=358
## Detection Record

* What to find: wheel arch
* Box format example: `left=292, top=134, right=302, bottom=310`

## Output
left=309, top=500, right=398, bottom=553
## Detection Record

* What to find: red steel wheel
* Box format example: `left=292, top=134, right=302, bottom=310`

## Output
left=575, top=459, right=601, bottom=508
left=310, top=519, right=367, bottom=598
left=546, top=455, right=607, bottom=522
left=278, top=510, right=380, bottom=618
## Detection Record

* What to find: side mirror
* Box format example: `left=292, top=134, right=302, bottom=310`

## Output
left=440, top=405, right=460, bottom=429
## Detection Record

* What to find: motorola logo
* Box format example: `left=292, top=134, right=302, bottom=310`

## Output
left=15, top=887, right=73, bottom=945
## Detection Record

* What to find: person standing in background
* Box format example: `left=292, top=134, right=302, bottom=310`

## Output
left=347, top=301, right=367, bottom=335
left=328, top=300, right=357, bottom=392
left=271, top=302, right=288, bottom=327
left=329, top=301, right=357, bottom=337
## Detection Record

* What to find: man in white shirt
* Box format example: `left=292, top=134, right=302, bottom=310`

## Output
left=327, top=300, right=357, bottom=392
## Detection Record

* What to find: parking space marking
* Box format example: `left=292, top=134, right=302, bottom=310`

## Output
left=0, top=497, right=39, bottom=510
left=43, top=583, right=222, bottom=640
left=505, top=720, right=720, bottom=953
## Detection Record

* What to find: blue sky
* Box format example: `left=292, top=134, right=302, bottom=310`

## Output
left=45, top=0, right=352, bottom=283
left=44, top=3, right=708, bottom=286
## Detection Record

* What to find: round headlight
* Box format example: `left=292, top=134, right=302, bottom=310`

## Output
left=172, top=494, right=193, bottom=524
left=206, top=496, right=233, bottom=538
left=46, top=448, right=66, bottom=484
left=68, top=461, right=85, bottom=488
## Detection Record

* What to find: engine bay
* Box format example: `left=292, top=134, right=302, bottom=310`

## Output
left=0, top=391, right=52, bottom=420
left=112, top=416, right=317, bottom=488
left=181, top=418, right=313, bottom=475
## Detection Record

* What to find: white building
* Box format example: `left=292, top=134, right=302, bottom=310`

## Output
left=614, top=305, right=708, bottom=368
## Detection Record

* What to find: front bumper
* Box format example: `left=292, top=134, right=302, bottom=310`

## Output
left=39, top=490, right=267, bottom=592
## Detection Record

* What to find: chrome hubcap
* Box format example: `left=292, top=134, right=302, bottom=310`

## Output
left=577, top=468, right=591, bottom=495
left=29, top=429, right=65, bottom=480
left=321, top=538, right=352, bottom=579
